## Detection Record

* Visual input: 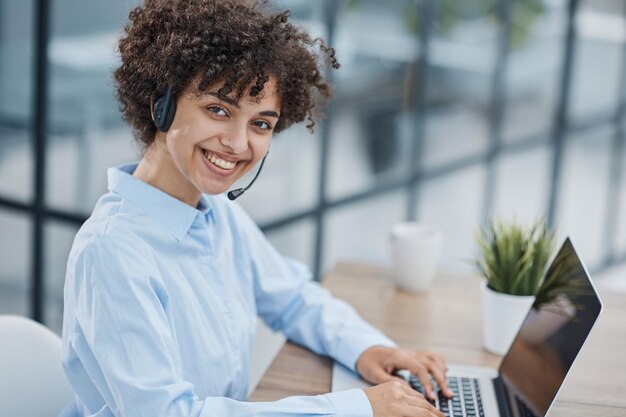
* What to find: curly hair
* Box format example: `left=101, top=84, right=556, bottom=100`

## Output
left=114, top=0, right=339, bottom=148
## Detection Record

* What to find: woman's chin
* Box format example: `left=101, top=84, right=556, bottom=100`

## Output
left=196, top=173, right=241, bottom=195
left=198, top=183, right=231, bottom=196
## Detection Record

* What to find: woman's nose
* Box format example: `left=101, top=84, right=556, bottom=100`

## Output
left=220, top=123, right=249, bottom=154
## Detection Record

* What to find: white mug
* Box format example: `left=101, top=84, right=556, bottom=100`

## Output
left=389, top=222, right=443, bottom=292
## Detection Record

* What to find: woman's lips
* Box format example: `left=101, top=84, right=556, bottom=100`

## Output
left=199, top=147, right=242, bottom=177
left=201, top=149, right=238, bottom=170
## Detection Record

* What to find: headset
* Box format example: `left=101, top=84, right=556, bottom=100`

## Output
left=153, top=86, right=177, bottom=132
left=152, top=86, right=268, bottom=200
left=226, top=149, right=268, bottom=200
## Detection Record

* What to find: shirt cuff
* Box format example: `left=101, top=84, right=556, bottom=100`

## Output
left=334, top=329, right=397, bottom=374
left=324, top=388, right=373, bottom=417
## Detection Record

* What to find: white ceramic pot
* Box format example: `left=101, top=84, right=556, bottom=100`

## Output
left=481, top=282, right=535, bottom=355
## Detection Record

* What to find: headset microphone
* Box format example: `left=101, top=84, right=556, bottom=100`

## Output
left=227, top=151, right=269, bottom=201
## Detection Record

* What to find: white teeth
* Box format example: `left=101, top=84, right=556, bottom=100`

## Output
left=202, top=149, right=237, bottom=170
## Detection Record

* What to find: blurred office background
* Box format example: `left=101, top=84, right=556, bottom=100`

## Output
left=1, top=0, right=625, bottom=365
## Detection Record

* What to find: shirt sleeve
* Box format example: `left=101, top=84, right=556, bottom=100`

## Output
left=231, top=203, right=397, bottom=372
left=67, top=234, right=373, bottom=417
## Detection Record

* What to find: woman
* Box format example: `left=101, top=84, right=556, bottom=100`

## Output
left=61, top=1, right=452, bottom=416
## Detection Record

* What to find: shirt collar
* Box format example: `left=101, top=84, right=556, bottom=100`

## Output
left=107, top=162, right=212, bottom=241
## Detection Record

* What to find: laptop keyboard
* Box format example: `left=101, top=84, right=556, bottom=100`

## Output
left=515, top=396, right=537, bottom=417
left=409, top=375, right=485, bottom=417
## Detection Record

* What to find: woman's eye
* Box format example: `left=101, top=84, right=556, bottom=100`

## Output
left=253, top=120, right=273, bottom=131
left=207, top=106, right=227, bottom=116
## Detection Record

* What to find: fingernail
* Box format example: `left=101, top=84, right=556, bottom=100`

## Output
left=428, top=389, right=436, bottom=400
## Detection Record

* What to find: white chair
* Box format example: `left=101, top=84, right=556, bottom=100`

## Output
left=0, top=315, right=74, bottom=417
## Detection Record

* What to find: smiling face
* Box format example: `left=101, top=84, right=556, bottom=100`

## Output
left=134, top=77, right=281, bottom=206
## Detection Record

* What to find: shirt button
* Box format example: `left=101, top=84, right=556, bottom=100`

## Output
left=202, top=255, right=211, bottom=263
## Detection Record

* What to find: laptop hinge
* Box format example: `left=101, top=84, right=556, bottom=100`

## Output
left=492, top=376, right=513, bottom=417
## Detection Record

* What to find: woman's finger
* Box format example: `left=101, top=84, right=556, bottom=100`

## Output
left=424, top=352, right=453, bottom=398
left=406, top=402, right=446, bottom=417
left=367, top=366, right=410, bottom=386
left=410, top=365, right=437, bottom=401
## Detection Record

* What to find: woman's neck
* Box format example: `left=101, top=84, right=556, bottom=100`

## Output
left=132, top=140, right=202, bottom=208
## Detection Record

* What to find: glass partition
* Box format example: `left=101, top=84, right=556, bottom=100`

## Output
left=569, top=0, right=625, bottom=122
left=327, top=0, right=417, bottom=200
left=45, top=0, right=140, bottom=214
left=416, top=165, right=486, bottom=271
left=324, top=190, right=407, bottom=272
left=556, top=126, right=612, bottom=267
left=422, top=1, right=496, bottom=169
left=502, top=0, right=567, bottom=143
left=0, top=0, right=34, bottom=202
left=492, top=146, right=551, bottom=224
left=0, top=210, right=32, bottom=316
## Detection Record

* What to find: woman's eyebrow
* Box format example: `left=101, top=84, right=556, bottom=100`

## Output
left=259, top=111, right=280, bottom=118
left=206, top=91, right=280, bottom=119
left=207, top=91, right=239, bottom=108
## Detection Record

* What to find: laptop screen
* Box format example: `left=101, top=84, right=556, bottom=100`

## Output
left=497, top=238, right=603, bottom=417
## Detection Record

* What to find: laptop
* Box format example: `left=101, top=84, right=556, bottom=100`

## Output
left=332, top=238, right=603, bottom=417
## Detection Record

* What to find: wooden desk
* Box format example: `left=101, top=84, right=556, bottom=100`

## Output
left=250, top=262, right=626, bottom=416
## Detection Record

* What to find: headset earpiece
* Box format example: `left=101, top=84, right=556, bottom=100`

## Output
left=153, top=86, right=177, bottom=132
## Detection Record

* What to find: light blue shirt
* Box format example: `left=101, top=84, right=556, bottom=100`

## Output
left=61, top=163, right=396, bottom=417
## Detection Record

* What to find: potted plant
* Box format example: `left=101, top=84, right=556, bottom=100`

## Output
left=475, top=219, right=555, bottom=355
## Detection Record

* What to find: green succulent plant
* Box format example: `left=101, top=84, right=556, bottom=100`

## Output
left=475, top=219, right=555, bottom=296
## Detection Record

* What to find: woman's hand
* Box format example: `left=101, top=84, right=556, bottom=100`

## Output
left=364, top=380, right=445, bottom=417
left=356, top=346, right=454, bottom=401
